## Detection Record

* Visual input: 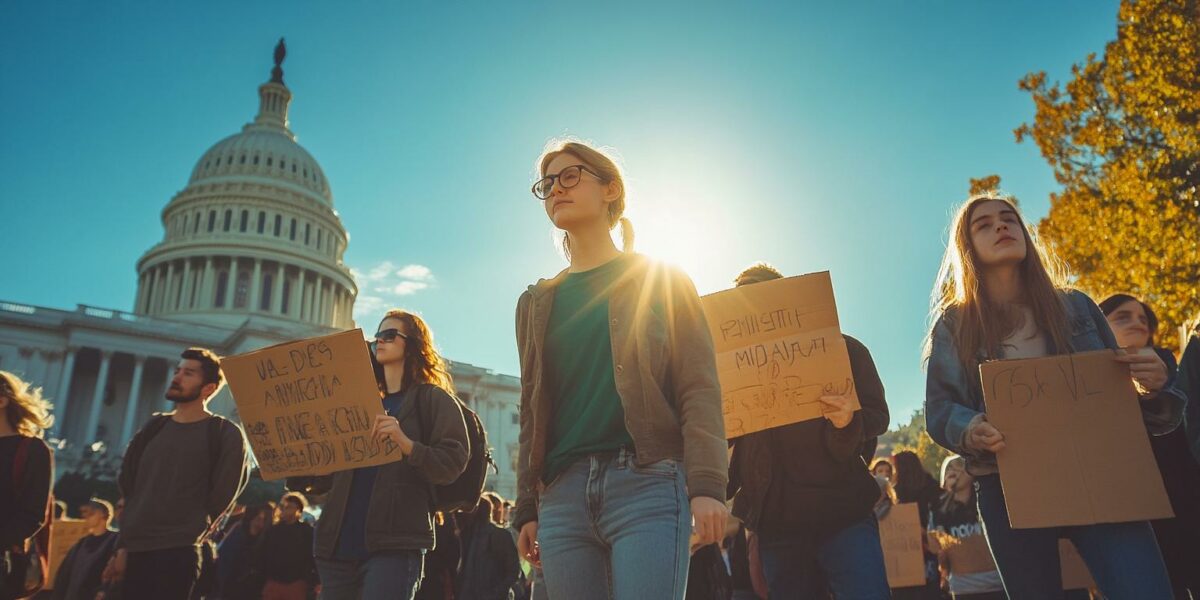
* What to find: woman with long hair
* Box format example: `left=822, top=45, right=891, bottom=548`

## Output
left=513, top=139, right=728, bottom=600
left=288, top=310, right=470, bottom=600
left=0, top=371, right=54, bottom=599
left=924, top=193, right=1182, bottom=597
left=1100, top=294, right=1200, bottom=598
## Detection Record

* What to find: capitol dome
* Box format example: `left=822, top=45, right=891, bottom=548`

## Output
left=134, top=40, right=357, bottom=333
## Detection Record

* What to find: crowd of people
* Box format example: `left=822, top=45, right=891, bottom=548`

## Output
left=2, top=138, right=1199, bottom=600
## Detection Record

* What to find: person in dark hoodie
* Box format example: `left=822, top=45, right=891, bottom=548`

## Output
left=725, top=263, right=891, bottom=599
left=456, top=494, right=521, bottom=600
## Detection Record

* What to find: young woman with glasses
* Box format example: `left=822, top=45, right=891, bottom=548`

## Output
left=512, top=139, right=729, bottom=600
left=924, top=193, right=1182, bottom=598
left=286, top=310, right=470, bottom=600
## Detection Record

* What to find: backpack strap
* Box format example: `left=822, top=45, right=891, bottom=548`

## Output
left=123, top=414, right=172, bottom=492
left=414, top=383, right=436, bottom=446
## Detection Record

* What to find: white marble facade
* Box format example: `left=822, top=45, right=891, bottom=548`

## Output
left=0, top=47, right=522, bottom=500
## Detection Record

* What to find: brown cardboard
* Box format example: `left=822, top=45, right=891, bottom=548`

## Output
left=700, top=272, right=859, bottom=438
left=980, top=349, right=1173, bottom=529
left=223, top=329, right=402, bottom=480
left=933, top=531, right=997, bottom=576
left=878, top=502, right=927, bottom=588
left=45, top=519, right=92, bottom=589
left=1060, top=539, right=1097, bottom=591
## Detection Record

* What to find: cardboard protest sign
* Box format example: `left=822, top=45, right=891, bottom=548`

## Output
left=45, top=519, right=91, bottom=589
left=700, top=272, right=858, bottom=438
left=930, top=529, right=996, bottom=576
left=224, top=329, right=402, bottom=480
left=1060, top=539, right=1097, bottom=591
left=878, top=502, right=926, bottom=588
left=980, top=349, right=1173, bottom=529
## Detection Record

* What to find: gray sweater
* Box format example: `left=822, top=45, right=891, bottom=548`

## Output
left=120, top=417, right=248, bottom=552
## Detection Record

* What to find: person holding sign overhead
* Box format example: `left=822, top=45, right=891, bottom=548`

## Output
left=1099, top=294, right=1200, bottom=599
left=514, top=139, right=728, bottom=600
left=923, top=193, right=1182, bottom=598
left=724, top=262, right=892, bottom=599
left=287, top=310, right=469, bottom=600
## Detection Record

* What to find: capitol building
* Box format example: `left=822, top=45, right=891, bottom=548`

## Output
left=0, top=42, right=521, bottom=499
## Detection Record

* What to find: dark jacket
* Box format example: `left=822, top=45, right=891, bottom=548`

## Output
left=728, top=335, right=889, bottom=540
left=288, top=384, right=470, bottom=557
left=0, top=435, right=52, bottom=549
left=258, top=521, right=317, bottom=584
left=52, top=529, right=119, bottom=600
left=514, top=254, right=728, bottom=531
left=1177, top=335, right=1200, bottom=463
left=456, top=518, right=520, bottom=600
left=215, top=522, right=266, bottom=599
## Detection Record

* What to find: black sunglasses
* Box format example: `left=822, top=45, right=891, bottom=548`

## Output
left=374, top=328, right=409, bottom=343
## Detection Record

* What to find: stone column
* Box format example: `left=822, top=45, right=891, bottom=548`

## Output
left=84, top=350, right=114, bottom=444
left=200, top=257, right=215, bottom=309
left=225, top=257, right=239, bottom=309
left=297, top=269, right=308, bottom=320
left=162, top=261, right=176, bottom=313
left=135, top=272, right=149, bottom=314
left=318, top=278, right=329, bottom=324
left=51, top=347, right=78, bottom=437
left=180, top=259, right=194, bottom=310
left=273, top=263, right=285, bottom=314
left=120, top=355, right=146, bottom=448
left=250, top=258, right=263, bottom=312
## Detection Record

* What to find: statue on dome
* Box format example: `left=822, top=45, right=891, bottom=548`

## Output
left=270, top=37, right=287, bottom=84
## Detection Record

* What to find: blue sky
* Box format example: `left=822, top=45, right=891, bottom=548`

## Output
left=1, top=1, right=1118, bottom=427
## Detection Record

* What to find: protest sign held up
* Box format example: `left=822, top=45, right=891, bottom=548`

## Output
left=701, top=271, right=859, bottom=438
left=980, top=349, right=1173, bottom=529
left=223, top=329, right=402, bottom=480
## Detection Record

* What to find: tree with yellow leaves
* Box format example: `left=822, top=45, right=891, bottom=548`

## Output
left=1015, top=0, right=1200, bottom=347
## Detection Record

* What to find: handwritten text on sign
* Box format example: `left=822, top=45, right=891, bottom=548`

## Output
left=980, top=349, right=1173, bottom=529
left=224, top=329, right=401, bottom=480
left=701, top=272, right=859, bottom=438
left=879, top=502, right=926, bottom=588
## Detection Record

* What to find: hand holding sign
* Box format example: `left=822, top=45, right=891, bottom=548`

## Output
left=1113, top=347, right=1167, bottom=395
left=224, top=329, right=403, bottom=480
left=372, top=414, right=414, bottom=456
left=965, top=418, right=1006, bottom=453
left=980, top=349, right=1173, bottom=528
left=700, top=272, right=860, bottom=438
left=819, top=394, right=854, bottom=429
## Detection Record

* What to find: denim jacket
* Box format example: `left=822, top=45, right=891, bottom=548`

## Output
left=925, top=289, right=1184, bottom=474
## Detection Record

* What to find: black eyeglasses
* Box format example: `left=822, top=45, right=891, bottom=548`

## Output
left=532, top=165, right=602, bottom=200
left=374, top=328, right=408, bottom=343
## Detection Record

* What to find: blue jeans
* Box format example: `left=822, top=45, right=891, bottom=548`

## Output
left=975, top=474, right=1172, bottom=599
left=758, top=513, right=891, bottom=599
left=316, top=550, right=424, bottom=600
left=538, top=448, right=692, bottom=600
